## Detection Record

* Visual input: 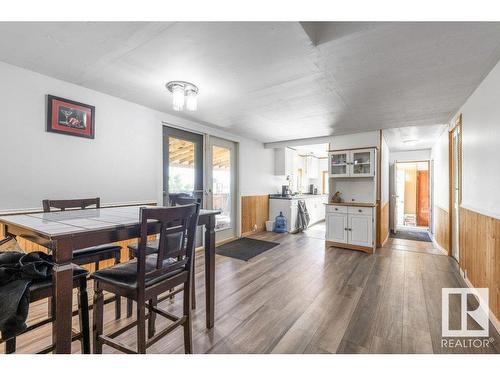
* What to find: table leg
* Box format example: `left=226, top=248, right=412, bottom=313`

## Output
left=52, top=238, right=74, bottom=354
left=204, top=215, right=216, bottom=329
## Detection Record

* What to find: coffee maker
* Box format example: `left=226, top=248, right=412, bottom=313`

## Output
left=281, top=185, right=291, bottom=197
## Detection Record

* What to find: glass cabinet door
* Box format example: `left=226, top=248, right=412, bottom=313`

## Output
left=329, top=151, right=349, bottom=177
left=351, top=149, right=374, bottom=176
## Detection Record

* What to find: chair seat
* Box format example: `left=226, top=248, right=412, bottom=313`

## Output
left=73, top=244, right=122, bottom=259
left=127, top=232, right=182, bottom=257
left=29, top=264, right=88, bottom=296
left=91, top=255, right=184, bottom=291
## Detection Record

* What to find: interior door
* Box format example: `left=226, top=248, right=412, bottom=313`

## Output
left=326, top=213, right=347, bottom=243
left=348, top=214, right=372, bottom=247
left=394, top=162, right=405, bottom=232
left=207, top=136, right=237, bottom=242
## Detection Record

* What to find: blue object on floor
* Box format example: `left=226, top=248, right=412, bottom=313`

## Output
left=274, top=211, right=287, bottom=233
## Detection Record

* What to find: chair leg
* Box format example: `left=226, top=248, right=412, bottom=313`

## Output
left=77, top=277, right=91, bottom=354
left=147, top=297, right=157, bottom=339
left=183, top=282, right=193, bottom=354
left=137, top=298, right=147, bottom=354
left=93, top=283, right=104, bottom=354
left=5, top=337, right=16, bottom=354
left=126, top=251, right=134, bottom=318
left=114, top=252, right=122, bottom=320
left=191, top=261, right=196, bottom=310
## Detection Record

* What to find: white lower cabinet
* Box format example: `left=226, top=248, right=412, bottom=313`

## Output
left=348, top=214, right=373, bottom=247
left=325, top=204, right=375, bottom=252
left=326, top=212, right=348, bottom=243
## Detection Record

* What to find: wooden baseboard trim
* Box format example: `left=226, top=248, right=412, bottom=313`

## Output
left=430, top=234, right=449, bottom=256
left=380, top=232, right=390, bottom=247
left=325, top=241, right=374, bottom=254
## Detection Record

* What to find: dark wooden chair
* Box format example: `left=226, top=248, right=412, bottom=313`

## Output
left=125, top=196, right=200, bottom=317
left=91, top=204, right=200, bottom=354
left=0, top=237, right=90, bottom=354
left=42, top=198, right=123, bottom=320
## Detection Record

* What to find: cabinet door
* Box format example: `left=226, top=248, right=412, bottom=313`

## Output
left=348, top=214, right=373, bottom=247
left=329, top=151, right=349, bottom=177
left=350, top=149, right=375, bottom=177
left=326, top=212, right=348, bottom=243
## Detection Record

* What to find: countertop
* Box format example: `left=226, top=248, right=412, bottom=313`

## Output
left=324, top=202, right=377, bottom=207
left=269, top=194, right=328, bottom=200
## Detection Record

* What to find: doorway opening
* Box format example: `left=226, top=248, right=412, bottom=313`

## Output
left=394, top=160, right=430, bottom=236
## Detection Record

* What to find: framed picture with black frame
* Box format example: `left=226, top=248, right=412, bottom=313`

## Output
left=46, top=95, right=95, bottom=139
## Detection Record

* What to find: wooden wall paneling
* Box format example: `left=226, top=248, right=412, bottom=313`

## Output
left=459, top=207, right=500, bottom=325
left=380, top=202, right=390, bottom=246
left=434, top=206, right=449, bottom=253
left=241, top=195, right=269, bottom=236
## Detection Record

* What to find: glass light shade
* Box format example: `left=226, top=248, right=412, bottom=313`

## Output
left=186, top=90, right=197, bottom=111
left=172, top=85, right=185, bottom=111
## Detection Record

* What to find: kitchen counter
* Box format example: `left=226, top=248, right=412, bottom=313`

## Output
left=325, top=202, right=377, bottom=207
left=269, top=194, right=328, bottom=200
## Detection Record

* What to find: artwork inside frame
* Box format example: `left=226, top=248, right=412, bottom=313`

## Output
left=46, top=95, right=95, bottom=139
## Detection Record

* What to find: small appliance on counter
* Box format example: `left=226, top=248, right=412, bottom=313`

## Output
left=308, top=184, right=318, bottom=195
left=274, top=211, right=287, bottom=233
left=281, top=185, right=292, bottom=197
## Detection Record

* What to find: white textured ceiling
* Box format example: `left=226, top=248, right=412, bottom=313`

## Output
left=292, top=143, right=329, bottom=158
left=383, top=124, right=448, bottom=152
left=0, top=22, right=500, bottom=142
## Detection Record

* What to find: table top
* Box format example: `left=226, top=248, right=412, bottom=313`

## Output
left=0, top=205, right=220, bottom=238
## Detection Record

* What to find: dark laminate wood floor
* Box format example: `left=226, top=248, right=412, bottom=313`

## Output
left=5, top=223, right=500, bottom=354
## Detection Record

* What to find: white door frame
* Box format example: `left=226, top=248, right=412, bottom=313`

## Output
left=206, top=135, right=240, bottom=243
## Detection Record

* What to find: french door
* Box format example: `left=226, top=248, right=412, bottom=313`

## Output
left=162, top=126, right=204, bottom=205
left=207, top=136, right=237, bottom=242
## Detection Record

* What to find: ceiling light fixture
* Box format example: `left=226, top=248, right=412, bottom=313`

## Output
left=166, top=81, right=199, bottom=112
left=403, top=139, right=418, bottom=143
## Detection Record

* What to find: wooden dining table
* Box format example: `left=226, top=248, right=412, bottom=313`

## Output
left=0, top=205, right=220, bottom=354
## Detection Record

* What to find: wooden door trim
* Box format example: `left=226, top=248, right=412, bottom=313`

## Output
left=448, top=114, right=462, bottom=258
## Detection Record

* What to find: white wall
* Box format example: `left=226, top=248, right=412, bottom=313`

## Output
left=449, top=58, right=500, bottom=220
left=0, top=61, right=276, bottom=213
left=388, top=149, right=431, bottom=230
left=329, top=130, right=380, bottom=150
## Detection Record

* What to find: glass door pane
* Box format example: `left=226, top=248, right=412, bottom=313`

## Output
left=168, top=137, right=196, bottom=194
left=352, top=151, right=372, bottom=175
left=330, top=152, right=348, bottom=175
left=212, top=145, right=232, bottom=231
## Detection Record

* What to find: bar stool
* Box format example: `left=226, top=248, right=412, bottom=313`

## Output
left=42, top=198, right=123, bottom=319
left=91, top=204, right=199, bottom=354
left=0, top=237, right=90, bottom=354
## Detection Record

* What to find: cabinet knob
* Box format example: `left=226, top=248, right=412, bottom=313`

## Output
left=348, top=228, right=352, bottom=231
left=344, top=228, right=348, bottom=231
left=358, top=209, right=362, bottom=212
left=334, top=208, right=338, bottom=211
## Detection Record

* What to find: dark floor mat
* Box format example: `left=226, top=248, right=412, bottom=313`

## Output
left=390, top=230, right=432, bottom=242
left=216, top=237, right=280, bottom=261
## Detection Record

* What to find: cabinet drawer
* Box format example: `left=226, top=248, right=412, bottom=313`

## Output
left=347, top=206, right=373, bottom=216
left=326, top=205, right=348, bottom=214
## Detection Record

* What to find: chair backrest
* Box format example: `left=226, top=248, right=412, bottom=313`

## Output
left=168, top=193, right=194, bottom=206
left=171, top=196, right=201, bottom=206
left=42, top=198, right=100, bottom=212
left=136, top=204, right=200, bottom=289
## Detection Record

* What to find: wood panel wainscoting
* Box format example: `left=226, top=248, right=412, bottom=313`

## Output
left=459, top=207, right=500, bottom=325
left=379, top=201, right=389, bottom=246
left=241, top=195, right=269, bottom=237
left=434, top=206, right=449, bottom=253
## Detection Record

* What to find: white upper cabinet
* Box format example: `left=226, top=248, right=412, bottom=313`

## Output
left=329, top=151, right=349, bottom=177
left=305, top=155, right=319, bottom=179
left=328, top=148, right=375, bottom=178
left=275, top=148, right=297, bottom=176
